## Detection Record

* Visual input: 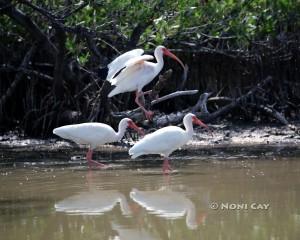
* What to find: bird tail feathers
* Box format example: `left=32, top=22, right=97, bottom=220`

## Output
left=108, top=87, right=120, bottom=98
left=53, top=127, right=69, bottom=139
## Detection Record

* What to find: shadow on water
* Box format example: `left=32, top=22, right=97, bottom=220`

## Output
left=0, top=145, right=300, bottom=239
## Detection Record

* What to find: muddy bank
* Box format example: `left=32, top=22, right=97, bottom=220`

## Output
left=1, top=123, right=300, bottom=166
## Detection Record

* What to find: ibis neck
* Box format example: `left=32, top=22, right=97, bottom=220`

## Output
left=154, top=48, right=164, bottom=74
left=116, top=124, right=127, bottom=141
left=183, top=119, right=194, bottom=138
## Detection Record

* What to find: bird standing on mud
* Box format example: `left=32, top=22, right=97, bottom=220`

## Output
left=129, top=113, right=209, bottom=174
left=53, top=118, right=143, bottom=168
left=106, top=46, right=185, bottom=120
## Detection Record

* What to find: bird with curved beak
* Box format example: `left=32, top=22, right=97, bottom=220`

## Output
left=129, top=113, right=209, bottom=174
left=53, top=118, right=144, bottom=168
left=107, top=46, right=185, bottom=120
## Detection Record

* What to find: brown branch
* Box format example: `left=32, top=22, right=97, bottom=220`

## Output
left=208, top=96, right=233, bottom=102
left=126, top=0, right=164, bottom=49
left=252, top=104, right=289, bottom=125
left=18, top=0, right=118, bottom=56
left=52, top=27, right=66, bottom=100
left=192, top=92, right=213, bottom=114
left=111, top=90, right=199, bottom=122
left=150, top=76, right=273, bottom=127
left=151, top=90, right=199, bottom=106
left=152, top=111, right=189, bottom=127
left=150, top=69, right=173, bottom=99
left=22, top=69, right=53, bottom=82
left=0, top=45, right=37, bottom=114
left=88, top=81, right=113, bottom=122
left=61, top=1, right=89, bottom=19
left=86, top=36, right=108, bottom=63
left=19, top=0, right=60, bottom=20
left=178, top=64, right=189, bottom=90
left=74, top=78, right=101, bottom=100
left=0, top=64, right=53, bottom=81
left=1, top=0, right=57, bottom=53
left=127, top=19, right=153, bottom=49
left=203, top=76, right=273, bottom=122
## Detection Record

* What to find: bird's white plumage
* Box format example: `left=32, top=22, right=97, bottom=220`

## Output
left=129, top=113, right=198, bottom=159
left=107, top=46, right=167, bottom=98
left=108, top=61, right=158, bottom=97
left=53, top=123, right=117, bottom=149
left=107, top=49, right=144, bottom=81
left=129, top=126, right=190, bottom=158
left=109, top=55, right=154, bottom=86
left=52, top=118, right=136, bottom=167
left=124, top=54, right=154, bottom=68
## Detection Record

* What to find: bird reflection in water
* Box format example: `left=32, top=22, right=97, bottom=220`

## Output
left=54, top=171, right=208, bottom=240
left=130, top=184, right=207, bottom=230
left=55, top=190, right=132, bottom=216
left=55, top=171, right=131, bottom=216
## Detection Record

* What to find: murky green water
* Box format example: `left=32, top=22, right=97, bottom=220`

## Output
left=0, top=150, right=300, bottom=240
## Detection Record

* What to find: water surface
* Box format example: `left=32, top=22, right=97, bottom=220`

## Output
left=0, top=150, right=300, bottom=240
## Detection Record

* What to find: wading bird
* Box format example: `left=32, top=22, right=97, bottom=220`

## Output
left=129, top=113, right=208, bottom=174
left=107, top=46, right=185, bottom=120
left=53, top=118, right=143, bottom=168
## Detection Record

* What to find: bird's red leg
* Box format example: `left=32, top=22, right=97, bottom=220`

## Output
left=162, top=157, right=172, bottom=174
left=86, top=149, right=106, bottom=169
left=135, top=91, right=154, bottom=120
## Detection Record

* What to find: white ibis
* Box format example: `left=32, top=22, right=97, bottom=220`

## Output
left=107, top=46, right=185, bottom=120
left=55, top=190, right=131, bottom=215
left=130, top=188, right=203, bottom=230
left=129, top=113, right=209, bottom=173
left=53, top=118, right=143, bottom=168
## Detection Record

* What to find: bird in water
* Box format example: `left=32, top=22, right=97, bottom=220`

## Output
left=129, top=113, right=209, bottom=174
left=53, top=118, right=143, bottom=168
left=106, top=46, right=185, bottom=120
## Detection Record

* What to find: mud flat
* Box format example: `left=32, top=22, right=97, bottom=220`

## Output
left=1, top=123, right=300, bottom=166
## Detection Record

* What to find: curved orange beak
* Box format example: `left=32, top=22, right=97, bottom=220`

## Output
left=128, top=121, right=144, bottom=136
left=163, top=48, right=185, bottom=69
left=192, top=116, right=209, bottom=129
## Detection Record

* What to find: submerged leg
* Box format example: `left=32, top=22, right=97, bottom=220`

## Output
left=135, top=91, right=154, bottom=120
left=162, top=157, right=172, bottom=174
left=86, top=149, right=106, bottom=169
